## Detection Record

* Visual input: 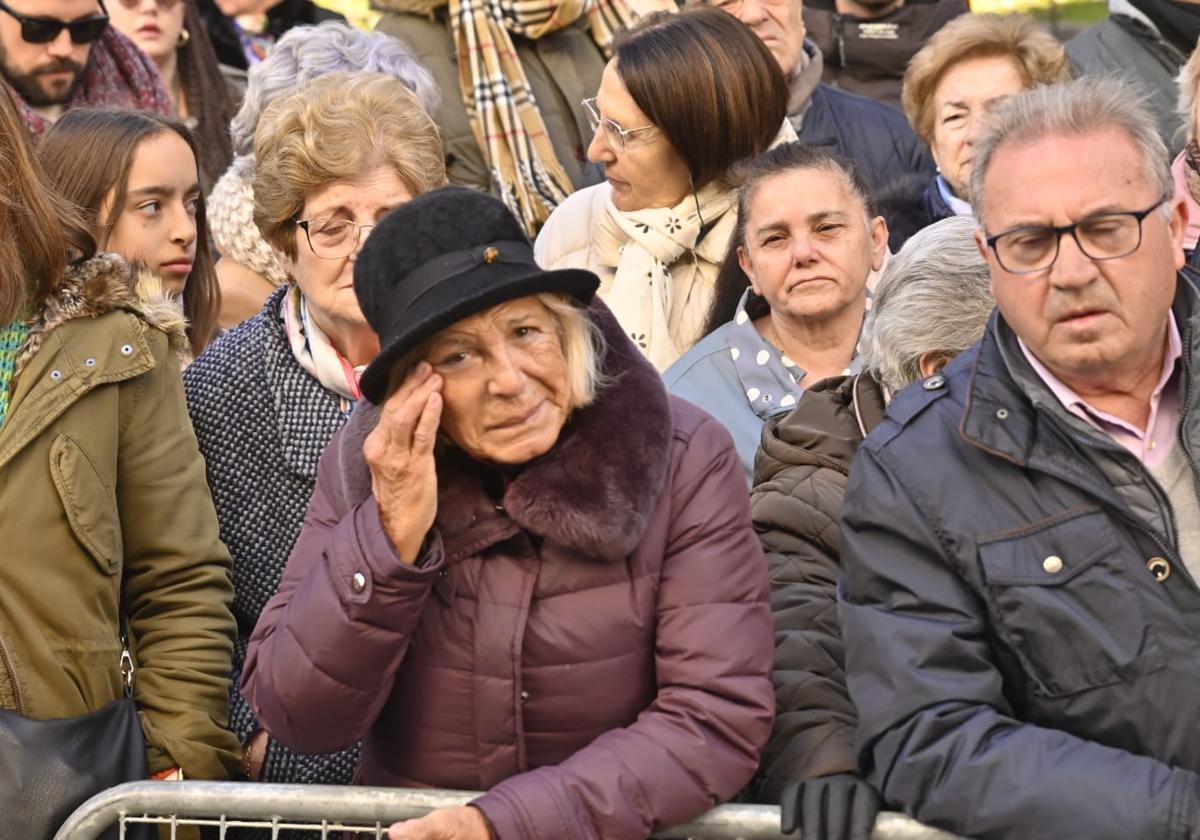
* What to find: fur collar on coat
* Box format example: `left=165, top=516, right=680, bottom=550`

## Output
left=15, top=253, right=186, bottom=379
left=337, top=300, right=674, bottom=563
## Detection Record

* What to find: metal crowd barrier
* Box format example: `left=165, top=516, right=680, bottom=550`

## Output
left=54, top=782, right=967, bottom=840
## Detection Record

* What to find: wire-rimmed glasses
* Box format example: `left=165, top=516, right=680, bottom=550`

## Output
left=581, top=97, right=657, bottom=153
left=984, top=197, right=1170, bottom=275
left=296, top=218, right=374, bottom=260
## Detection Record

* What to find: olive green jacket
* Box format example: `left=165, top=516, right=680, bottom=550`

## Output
left=0, top=254, right=240, bottom=779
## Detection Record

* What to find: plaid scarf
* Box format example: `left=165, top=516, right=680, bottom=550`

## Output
left=449, top=0, right=637, bottom=235
left=7, top=26, right=172, bottom=141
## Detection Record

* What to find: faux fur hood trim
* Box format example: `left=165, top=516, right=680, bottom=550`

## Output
left=16, top=253, right=188, bottom=377
left=338, top=300, right=673, bottom=563
left=371, top=0, right=444, bottom=20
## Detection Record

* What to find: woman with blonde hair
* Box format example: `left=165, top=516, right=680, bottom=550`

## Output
left=184, top=70, right=446, bottom=787
left=901, top=12, right=1070, bottom=231
left=1173, top=42, right=1200, bottom=259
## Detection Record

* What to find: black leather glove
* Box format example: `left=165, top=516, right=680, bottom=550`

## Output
left=780, top=774, right=883, bottom=840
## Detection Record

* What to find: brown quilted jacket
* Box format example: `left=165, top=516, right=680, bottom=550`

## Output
left=749, top=372, right=885, bottom=800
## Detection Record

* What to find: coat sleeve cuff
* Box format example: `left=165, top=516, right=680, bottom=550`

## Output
left=472, top=776, right=580, bottom=840
left=325, top=497, right=445, bottom=606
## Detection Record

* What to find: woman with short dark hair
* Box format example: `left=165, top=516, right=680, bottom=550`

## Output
left=535, top=6, right=791, bottom=371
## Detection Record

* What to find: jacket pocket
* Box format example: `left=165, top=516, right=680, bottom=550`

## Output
left=49, top=434, right=122, bottom=574
left=977, top=507, right=1164, bottom=698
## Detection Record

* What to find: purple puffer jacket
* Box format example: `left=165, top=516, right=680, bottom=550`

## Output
left=241, top=305, right=774, bottom=840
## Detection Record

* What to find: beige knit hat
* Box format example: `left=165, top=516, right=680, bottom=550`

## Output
left=208, top=155, right=290, bottom=287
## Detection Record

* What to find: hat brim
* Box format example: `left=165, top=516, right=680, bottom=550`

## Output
left=359, top=265, right=601, bottom=405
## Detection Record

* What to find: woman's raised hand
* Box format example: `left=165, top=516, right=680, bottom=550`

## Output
left=363, top=362, right=443, bottom=564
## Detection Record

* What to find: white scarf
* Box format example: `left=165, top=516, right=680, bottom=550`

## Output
left=602, top=121, right=799, bottom=370
left=604, top=182, right=737, bottom=370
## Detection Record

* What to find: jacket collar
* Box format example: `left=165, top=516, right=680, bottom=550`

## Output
left=0, top=254, right=185, bottom=468
left=961, top=270, right=1200, bottom=474
left=754, top=372, right=886, bottom=484
left=786, top=41, right=825, bottom=131
left=337, top=299, right=673, bottom=563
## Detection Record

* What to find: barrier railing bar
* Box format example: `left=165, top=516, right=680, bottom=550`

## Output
left=54, top=781, right=967, bottom=840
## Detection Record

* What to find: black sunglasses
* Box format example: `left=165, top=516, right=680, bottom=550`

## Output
left=0, top=0, right=109, bottom=44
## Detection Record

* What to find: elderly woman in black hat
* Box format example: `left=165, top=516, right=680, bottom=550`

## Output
left=242, top=186, right=774, bottom=840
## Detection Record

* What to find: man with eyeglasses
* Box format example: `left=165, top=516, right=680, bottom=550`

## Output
left=0, top=0, right=168, bottom=136
left=834, top=77, right=1200, bottom=840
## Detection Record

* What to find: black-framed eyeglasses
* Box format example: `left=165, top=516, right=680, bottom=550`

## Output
left=581, top=97, right=656, bottom=153
left=296, top=217, right=374, bottom=260
left=984, top=197, right=1170, bottom=275
left=0, top=0, right=109, bottom=44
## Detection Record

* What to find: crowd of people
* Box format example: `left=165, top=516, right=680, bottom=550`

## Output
left=2, top=0, right=1200, bottom=836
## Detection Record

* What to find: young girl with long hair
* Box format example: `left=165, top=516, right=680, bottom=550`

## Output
left=38, top=109, right=222, bottom=358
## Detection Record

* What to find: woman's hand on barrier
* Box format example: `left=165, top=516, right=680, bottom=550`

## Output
left=387, top=805, right=492, bottom=840
left=364, top=362, right=443, bottom=565
left=781, top=774, right=882, bottom=840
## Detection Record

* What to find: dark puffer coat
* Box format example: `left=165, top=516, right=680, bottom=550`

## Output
left=749, top=373, right=885, bottom=801
left=241, top=304, right=775, bottom=840
left=798, top=84, right=935, bottom=204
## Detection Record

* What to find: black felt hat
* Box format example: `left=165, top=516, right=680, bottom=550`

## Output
left=355, top=187, right=600, bottom=404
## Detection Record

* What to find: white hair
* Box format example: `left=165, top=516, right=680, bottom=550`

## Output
left=860, top=216, right=994, bottom=396
left=229, top=22, right=440, bottom=157
left=970, top=77, right=1172, bottom=226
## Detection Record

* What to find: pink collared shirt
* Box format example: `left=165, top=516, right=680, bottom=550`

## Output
left=1018, top=314, right=1182, bottom=469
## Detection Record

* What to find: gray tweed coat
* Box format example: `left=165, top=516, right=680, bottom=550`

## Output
left=183, top=285, right=360, bottom=788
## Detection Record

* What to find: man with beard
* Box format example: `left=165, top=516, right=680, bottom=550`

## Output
left=839, top=77, right=1200, bottom=840
left=0, top=0, right=169, bottom=137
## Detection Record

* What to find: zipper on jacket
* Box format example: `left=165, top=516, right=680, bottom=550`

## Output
left=833, top=13, right=847, bottom=70
left=0, top=633, right=24, bottom=715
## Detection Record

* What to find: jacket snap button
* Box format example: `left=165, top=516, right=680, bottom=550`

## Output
left=1147, top=557, right=1171, bottom=582
left=84, top=358, right=96, bottom=367
left=49, top=369, right=62, bottom=380
left=520, top=690, right=530, bottom=704
left=1042, top=555, right=1064, bottom=574
left=351, top=572, right=366, bottom=593
left=922, top=374, right=945, bottom=390
left=996, top=408, right=1010, bottom=420
left=120, top=344, right=134, bottom=356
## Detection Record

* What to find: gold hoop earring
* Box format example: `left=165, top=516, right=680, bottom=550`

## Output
left=178, top=28, right=190, bottom=47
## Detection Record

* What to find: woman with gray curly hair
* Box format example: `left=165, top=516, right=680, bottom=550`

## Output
left=208, top=21, right=439, bottom=330
left=748, top=215, right=993, bottom=840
